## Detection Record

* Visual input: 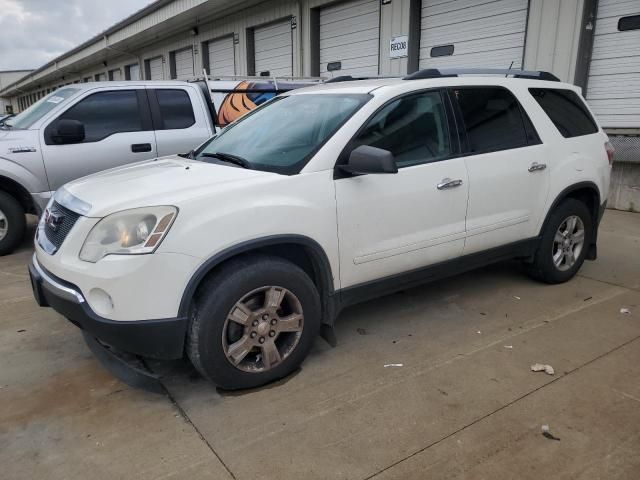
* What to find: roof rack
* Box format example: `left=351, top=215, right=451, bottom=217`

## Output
left=403, top=68, right=560, bottom=82
left=324, top=75, right=399, bottom=83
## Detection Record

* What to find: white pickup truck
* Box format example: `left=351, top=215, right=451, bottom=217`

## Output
left=0, top=77, right=322, bottom=254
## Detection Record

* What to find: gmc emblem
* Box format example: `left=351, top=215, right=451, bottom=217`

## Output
left=45, top=209, right=64, bottom=232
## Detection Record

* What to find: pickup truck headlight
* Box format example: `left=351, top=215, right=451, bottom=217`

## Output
left=79, top=206, right=177, bottom=263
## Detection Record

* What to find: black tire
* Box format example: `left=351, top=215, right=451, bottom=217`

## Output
left=187, top=254, right=321, bottom=390
left=0, top=191, right=26, bottom=256
left=528, top=198, right=592, bottom=284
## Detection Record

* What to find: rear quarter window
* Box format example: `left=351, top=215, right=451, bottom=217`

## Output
left=529, top=88, right=598, bottom=138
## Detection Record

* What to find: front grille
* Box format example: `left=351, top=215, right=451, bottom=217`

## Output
left=44, top=201, right=80, bottom=251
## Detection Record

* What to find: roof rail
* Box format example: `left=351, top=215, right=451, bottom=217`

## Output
left=403, top=68, right=560, bottom=82
left=324, top=75, right=398, bottom=83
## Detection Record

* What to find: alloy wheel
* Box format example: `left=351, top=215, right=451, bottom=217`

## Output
left=552, top=215, right=585, bottom=271
left=222, top=286, right=304, bottom=373
left=0, top=209, right=8, bottom=242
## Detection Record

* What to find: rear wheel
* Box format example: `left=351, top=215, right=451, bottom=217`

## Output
left=0, top=191, right=26, bottom=256
left=187, top=255, right=321, bottom=390
left=528, top=198, right=592, bottom=284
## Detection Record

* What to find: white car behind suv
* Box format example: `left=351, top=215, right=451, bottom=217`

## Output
left=29, top=69, right=613, bottom=390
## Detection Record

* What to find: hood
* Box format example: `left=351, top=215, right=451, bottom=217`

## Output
left=0, top=128, right=38, bottom=147
left=62, top=156, right=273, bottom=217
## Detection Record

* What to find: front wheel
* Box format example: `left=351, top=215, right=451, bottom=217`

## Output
left=187, top=255, right=321, bottom=390
left=0, top=191, right=26, bottom=256
left=528, top=198, right=592, bottom=284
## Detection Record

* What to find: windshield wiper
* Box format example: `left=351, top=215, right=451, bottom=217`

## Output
left=200, top=151, right=252, bottom=169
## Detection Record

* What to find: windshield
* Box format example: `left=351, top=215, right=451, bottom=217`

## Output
left=6, top=88, right=79, bottom=129
left=195, top=93, right=370, bottom=174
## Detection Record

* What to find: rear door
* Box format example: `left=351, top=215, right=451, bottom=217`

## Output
left=335, top=89, right=469, bottom=288
left=149, top=87, right=213, bottom=156
left=41, top=88, right=157, bottom=190
left=451, top=86, right=549, bottom=255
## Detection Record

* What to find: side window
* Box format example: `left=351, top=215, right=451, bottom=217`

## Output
left=352, top=91, right=451, bottom=168
left=57, top=90, right=143, bottom=142
left=529, top=88, right=598, bottom=138
left=454, top=87, right=529, bottom=153
left=155, top=89, right=196, bottom=130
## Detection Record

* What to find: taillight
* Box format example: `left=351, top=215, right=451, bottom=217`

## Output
left=605, top=141, right=615, bottom=165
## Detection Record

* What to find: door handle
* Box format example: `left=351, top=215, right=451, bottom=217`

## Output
left=131, top=143, right=152, bottom=153
left=528, top=162, right=547, bottom=172
left=437, top=178, right=463, bottom=190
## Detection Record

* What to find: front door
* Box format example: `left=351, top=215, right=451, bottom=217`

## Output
left=335, top=90, right=469, bottom=289
left=41, top=88, right=157, bottom=190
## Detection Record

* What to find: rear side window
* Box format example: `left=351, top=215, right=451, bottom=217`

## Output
left=57, top=90, right=143, bottom=142
left=529, top=88, right=598, bottom=138
left=155, top=89, right=195, bottom=129
left=453, top=87, right=532, bottom=153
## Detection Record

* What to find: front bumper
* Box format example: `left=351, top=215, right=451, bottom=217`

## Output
left=29, top=254, right=188, bottom=359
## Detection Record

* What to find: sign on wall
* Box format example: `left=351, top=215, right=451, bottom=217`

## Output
left=390, top=35, right=408, bottom=59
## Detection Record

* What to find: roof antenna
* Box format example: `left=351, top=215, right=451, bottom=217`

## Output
left=505, top=61, right=514, bottom=77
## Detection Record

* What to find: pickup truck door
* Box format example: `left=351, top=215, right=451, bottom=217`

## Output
left=40, top=88, right=158, bottom=190
left=148, top=87, right=214, bottom=156
left=335, top=90, right=469, bottom=289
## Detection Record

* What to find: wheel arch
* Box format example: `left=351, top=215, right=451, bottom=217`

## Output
left=178, top=235, right=337, bottom=323
left=0, top=175, right=36, bottom=214
left=539, top=181, right=602, bottom=259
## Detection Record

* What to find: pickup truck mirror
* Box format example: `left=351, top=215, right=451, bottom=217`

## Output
left=338, top=145, right=398, bottom=176
left=52, top=119, right=85, bottom=144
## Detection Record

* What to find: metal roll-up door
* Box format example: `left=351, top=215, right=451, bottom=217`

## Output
left=254, top=19, right=294, bottom=77
left=109, top=69, right=122, bottom=81
left=208, top=36, right=236, bottom=76
left=148, top=57, right=164, bottom=80
left=586, top=0, right=640, bottom=129
left=419, top=0, right=529, bottom=69
left=320, top=0, right=380, bottom=77
left=175, top=47, right=195, bottom=80
left=95, top=73, right=107, bottom=81
left=128, top=64, right=141, bottom=80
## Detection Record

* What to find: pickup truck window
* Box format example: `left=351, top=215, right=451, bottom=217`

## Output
left=155, top=89, right=195, bottom=129
left=196, top=93, right=370, bottom=174
left=7, top=88, right=79, bottom=129
left=56, top=90, right=144, bottom=142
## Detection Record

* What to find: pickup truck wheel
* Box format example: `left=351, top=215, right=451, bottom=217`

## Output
left=528, top=198, right=592, bottom=284
left=0, top=191, right=26, bottom=256
left=187, top=255, right=321, bottom=390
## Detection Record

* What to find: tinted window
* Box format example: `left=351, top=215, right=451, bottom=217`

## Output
left=618, top=15, right=640, bottom=31
left=156, top=89, right=195, bottom=129
left=454, top=87, right=529, bottom=153
left=431, top=44, right=454, bottom=57
left=58, top=90, right=143, bottom=142
left=352, top=91, right=451, bottom=168
left=529, top=88, right=598, bottom=138
left=7, top=88, right=79, bottom=129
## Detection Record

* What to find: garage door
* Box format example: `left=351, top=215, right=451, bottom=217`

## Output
left=148, top=57, right=164, bottom=80
left=254, top=19, right=294, bottom=77
left=208, top=36, right=236, bottom=76
left=128, top=64, right=140, bottom=80
left=419, top=0, right=528, bottom=69
left=320, top=0, right=380, bottom=77
left=109, top=69, right=122, bottom=81
left=586, top=0, right=640, bottom=129
left=95, top=73, right=107, bottom=81
left=175, top=47, right=195, bottom=80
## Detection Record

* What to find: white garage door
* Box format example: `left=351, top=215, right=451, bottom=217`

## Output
left=208, top=36, right=236, bottom=76
left=95, top=73, right=107, bottom=81
left=320, top=0, right=380, bottom=77
left=586, top=0, right=640, bottom=129
left=419, top=0, right=528, bottom=69
left=254, top=19, right=294, bottom=76
left=109, top=69, right=122, bottom=81
left=148, top=57, right=164, bottom=80
left=128, top=64, right=141, bottom=80
left=175, top=47, right=195, bottom=80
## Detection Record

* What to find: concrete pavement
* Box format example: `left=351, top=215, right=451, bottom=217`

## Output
left=1, top=210, right=639, bottom=479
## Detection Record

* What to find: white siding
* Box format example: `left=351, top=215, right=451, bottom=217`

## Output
left=319, top=0, right=380, bottom=77
left=148, top=56, right=164, bottom=80
left=254, top=19, right=294, bottom=76
left=174, top=47, right=195, bottom=79
left=419, top=0, right=528, bottom=69
left=208, top=36, right=236, bottom=76
left=586, top=0, right=640, bottom=129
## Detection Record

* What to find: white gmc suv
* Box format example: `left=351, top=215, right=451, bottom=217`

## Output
left=29, top=69, right=613, bottom=390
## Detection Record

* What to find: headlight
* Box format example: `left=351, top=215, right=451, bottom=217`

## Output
left=79, top=206, right=177, bottom=263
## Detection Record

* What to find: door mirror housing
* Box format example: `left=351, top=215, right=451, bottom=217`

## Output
left=52, top=119, right=85, bottom=144
left=338, top=145, right=398, bottom=176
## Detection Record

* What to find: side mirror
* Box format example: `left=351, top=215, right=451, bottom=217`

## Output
left=52, top=119, right=85, bottom=144
left=338, top=145, right=398, bottom=176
